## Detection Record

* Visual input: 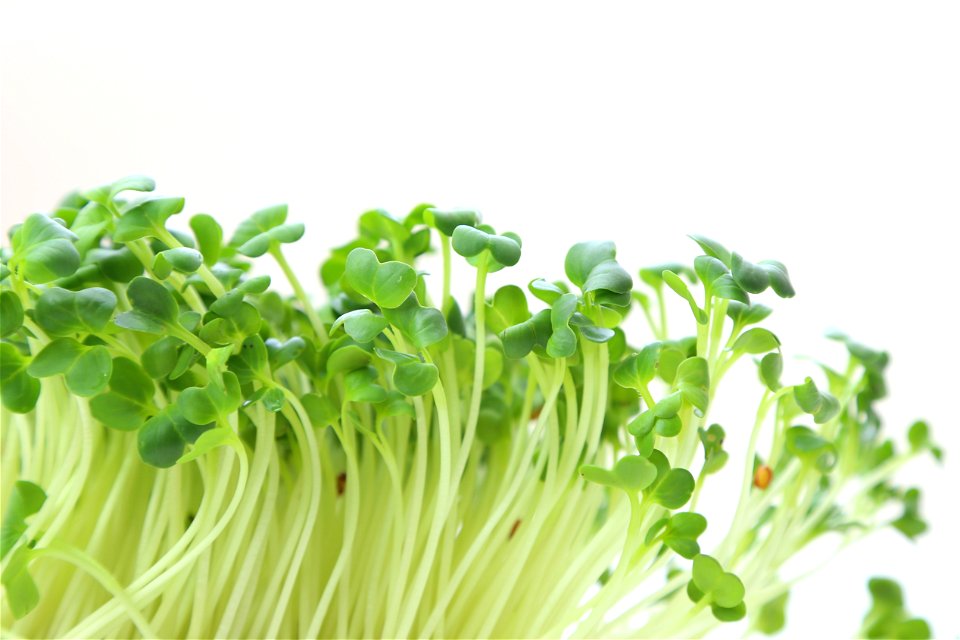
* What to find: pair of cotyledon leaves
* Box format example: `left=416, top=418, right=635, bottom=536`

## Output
left=580, top=449, right=695, bottom=510
left=687, top=554, right=748, bottom=622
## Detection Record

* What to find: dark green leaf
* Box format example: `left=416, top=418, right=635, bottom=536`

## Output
left=34, top=287, right=117, bottom=336
left=0, top=290, right=24, bottom=337
left=9, top=214, right=80, bottom=283
left=0, top=343, right=40, bottom=413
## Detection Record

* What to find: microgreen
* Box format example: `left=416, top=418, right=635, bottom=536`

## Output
left=0, top=177, right=937, bottom=639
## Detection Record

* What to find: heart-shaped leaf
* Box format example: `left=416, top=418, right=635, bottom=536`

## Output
left=113, top=197, right=185, bottom=243
left=732, top=328, right=780, bottom=355
left=153, top=247, right=203, bottom=279
left=34, top=287, right=117, bottom=336
left=115, top=277, right=180, bottom=334
left=9, top=214, right=80, bottom=283
left=229, top=204, right=304, bottom=257
left=89, top=357, right=156, bottom=431
left=564, top=241, right=632, bottom=305
left=500, top=309, right=552, bottom=359
left=580, top=455, right=657, bottom=493
left=27, top=338, right=112, bottom=397
left=424, top=208, right=479, bottom=236
left=451, top=225, right=521, bottom=267
left=330, top=309, right=390, bottom=343
left=343, top=248, right=417, bottom=309
left=382, top=294, right=447, bottom=349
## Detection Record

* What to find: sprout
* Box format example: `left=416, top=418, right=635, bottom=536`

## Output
left=0, top=178, right=937, bottom=638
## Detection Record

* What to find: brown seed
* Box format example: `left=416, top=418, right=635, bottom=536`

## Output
left=753, top=465, right=773, bottom=490
left=336, top=472, right=347, bottom=496
left=509, top=519, right=521, bottom=539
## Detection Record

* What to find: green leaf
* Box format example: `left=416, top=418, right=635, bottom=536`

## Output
left=712, top=601, right=747, bottom=622
left=698, top=424, right=728, bottom=475
left=330, top=309, right=390, bottom=343
left=343, top=248, right=418, bottom=309
left=711, top=274, right=750, bottom=303
left=113, top=197, right=185, bottom=242
left=653, top=413, right=681, bottom=439
left=229, top=204, right=286, bottom=247
left=393, top=360, right=439, bottom=396
left=88, top=246, right=144, bottom=282
left=115, top=277, right=180, bottom=334
left=691, top=554, right=746, bottom=618
left=793, top=377, right=840, bottom=424
left=651, top=468, right=695, bottom=508
left=27, top=338, right=112, bottom=397
left=713, top=573, right=746, bottom=608
left=688, top=235, right=732, bottom=267
left=89, top=357, right=155, bottom=431
left=1, top=481, right=46, bottom=559
left=759, top=353, right=783, bottom=391
left=9, top=214, right=80, bottom=283
left=755, top=592, right=789, bottom=635
left=692, top=554, right=725, bottom=592
left=326, top=342, right=373, bottom=377
left=758, top=260, right=794, bottom=298
left=663, top=512, right=707, bottom=559
left=178, top=372, right=242, bottom=426
left=0, top=343, right=40, bottom=413
left=907, top=421, right=931, bottom=454
left=424, top=208, right=478, bottom=236
left=452, top=225, right=522, bottom=267
left=382, top=294, right=448, bottom=349
left=141, top=337, right=183, bottom=379
left=34, top=287, right=117, bottom=336
left=861, top=577, right=931, bottom=640
left=138, top=407, right=189, bottom=468
left=613, top=342, right=661, bottom=390
left=261, top=387, right=286, bottom=412
left=726, top=302, right=772, bottom=329
left=564, top=241, right=632, bottom=304
left=177, top=427, right=239, bottom=464
left=676, top=357, right=709, bottom=413
left=153, top=247, right=203, bottom=279
left=344, top=367, right=388, bottom=403
left=693, top=256, right=727, bottom=288
left=0, top=290, right=24, bottom=337
left=641, top=263, right=696, bottom=289
left=785, top=426, right=837, bottom=472
left=301, top=393, right=339, bottom=428
left=500, top=309, right=552, bottom=359
left=486, top=285, right=531, bottom=334
left=891, top=489, right=927, bottom=540
left=527, top=278, right=567, bottom=305
left=730, top=253, right=771, bottom=294
left=82, top=174, right=155, bottom=204
left=1, top=546, right=39, bottom=618
left=546, top=293, right=578, bottom=358
left=227, top=335, right=269, bottom=383
left=663, top=270, right=707, bottom=324
left=580, top=455, right=657, bottom=493
left=189, top=214, right=223, bottom=266
left=732, top=328, right=780, bottom=355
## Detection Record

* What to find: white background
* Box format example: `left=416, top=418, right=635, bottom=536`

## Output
left=2, top=1, right=958, bottom=637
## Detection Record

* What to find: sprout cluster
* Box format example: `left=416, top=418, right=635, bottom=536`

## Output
left=0, top=177, right=939, bottom=638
